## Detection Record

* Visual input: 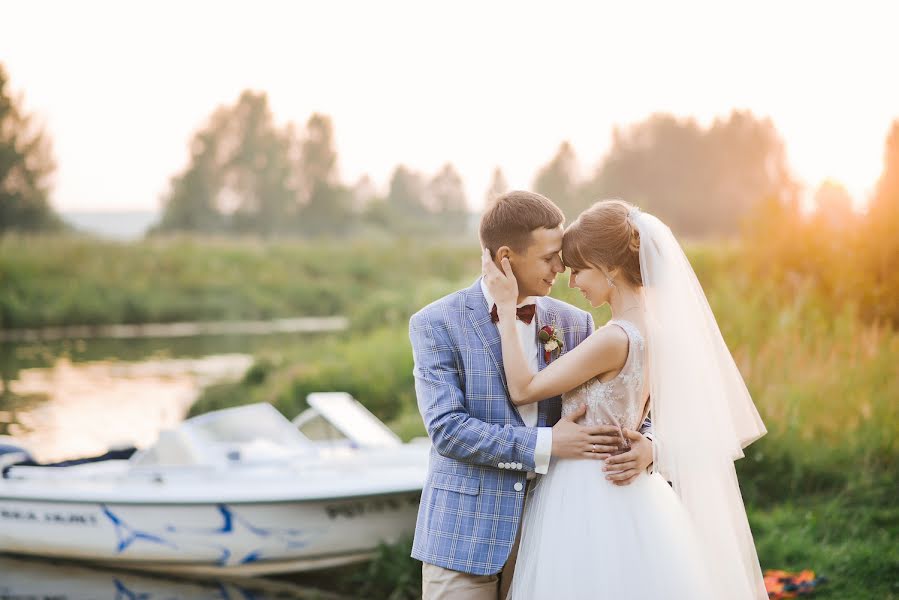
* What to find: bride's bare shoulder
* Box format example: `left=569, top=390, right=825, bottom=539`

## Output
left=580, top=322, right=629, bottom=369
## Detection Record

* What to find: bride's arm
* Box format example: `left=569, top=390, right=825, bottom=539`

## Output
left=496, top=314, right=628, bottom=405
left=483, top=250, right=628, bottom=406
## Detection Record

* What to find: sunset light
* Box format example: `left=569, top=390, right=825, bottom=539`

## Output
left=1, top=3, right=897, bottom=597
left=2, top=1, right=897, bottom=213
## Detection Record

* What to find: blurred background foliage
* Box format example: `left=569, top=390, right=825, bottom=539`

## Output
left=2, top=59, right=898, bottom=597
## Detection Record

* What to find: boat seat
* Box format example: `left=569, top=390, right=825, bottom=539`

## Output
left=2, top=446, right=135, bottom=478
left=5, top=459, right=131, bottom=480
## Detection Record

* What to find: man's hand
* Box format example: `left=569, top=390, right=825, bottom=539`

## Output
left=601, top=428, right=653, bottom=486
left=551, top=405, right=626, bottom=460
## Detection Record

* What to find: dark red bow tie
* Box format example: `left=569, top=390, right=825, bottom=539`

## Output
left=490, top=303, right=536, bottom=324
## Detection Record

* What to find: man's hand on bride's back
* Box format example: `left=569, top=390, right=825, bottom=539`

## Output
left=551, top=404, right=624, bottom=460
left=602, top=429, right=653, bottom=487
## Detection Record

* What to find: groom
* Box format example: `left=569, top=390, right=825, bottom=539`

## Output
left=409, top=191, right=654, bottom=599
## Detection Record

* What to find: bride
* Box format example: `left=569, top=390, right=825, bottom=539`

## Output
left=482, top=200, right=768, bottom=600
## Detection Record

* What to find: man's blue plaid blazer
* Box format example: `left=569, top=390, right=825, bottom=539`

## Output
left=409, top=279, right=594, bottom=575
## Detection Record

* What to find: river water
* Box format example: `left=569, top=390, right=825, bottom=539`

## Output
left=0, top=554, right=349, bottom=599
left=0, top=327, right=331, bottom=461
left=0, top=324, right=355, bottom=598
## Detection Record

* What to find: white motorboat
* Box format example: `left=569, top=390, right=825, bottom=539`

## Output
left=0, top=393, right=429, bottom=576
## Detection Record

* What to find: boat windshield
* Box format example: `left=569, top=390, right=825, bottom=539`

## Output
left=131, top=403, right=313, bottom=467
left=296, top=392, right=402, bottom=448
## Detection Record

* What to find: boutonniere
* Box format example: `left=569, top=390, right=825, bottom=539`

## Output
left=538, top=323, right=564, bottom=362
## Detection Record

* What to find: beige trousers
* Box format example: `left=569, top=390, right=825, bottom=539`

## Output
left=421, top=482, right=528, bottom=600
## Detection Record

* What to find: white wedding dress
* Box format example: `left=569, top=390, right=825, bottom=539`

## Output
left=507, top=318, right=716, bottom=600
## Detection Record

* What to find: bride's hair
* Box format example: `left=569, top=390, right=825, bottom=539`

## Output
left=562, top=199, right=643, bottom=286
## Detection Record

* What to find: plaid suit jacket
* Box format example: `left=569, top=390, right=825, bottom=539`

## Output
left=409, top=279, right=594, bottom=575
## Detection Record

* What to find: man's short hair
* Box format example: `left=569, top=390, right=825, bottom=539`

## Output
left=479, top=190, right=565, bottom=256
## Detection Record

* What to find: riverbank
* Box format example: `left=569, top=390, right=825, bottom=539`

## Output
left=0, top=316, right=347, bottom=342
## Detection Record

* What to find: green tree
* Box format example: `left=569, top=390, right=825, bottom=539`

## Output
left=484, top=166, right=508, bottom=208
left=869, top=121, right=899, bottom=228
left=300, top=114, right=337, bottom=188
left=377, top=165, right=430, bottom=234
left=0, top=63, right=61, bottom=233
left=297, top=114, right=352, bottom=235
left=386, top=165, right=427, bottom=218
left=704, top=111, right=797, bottom=234
left=865, top=120, right=899, bottom=324
left=154, top=130, right=224, bottom=232
left=584, top=111, right=797, bottom=236
left=427, top=163, right=468, bottom=234
left=351, top=175, right=376, bottom=213
left=812, top=180, right=854, bottom=228
left=156, top=91, right=299, bottom=236
left=533, top=141, right=582, bottom=219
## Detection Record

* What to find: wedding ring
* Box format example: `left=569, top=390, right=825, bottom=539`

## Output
left=591, top=444, right=597, bottom=453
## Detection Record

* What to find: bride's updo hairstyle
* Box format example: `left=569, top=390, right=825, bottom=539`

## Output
left=561, top=199, right=643, bottom=287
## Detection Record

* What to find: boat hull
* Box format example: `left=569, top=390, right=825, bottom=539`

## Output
left=0, top=491, right=420, bottom=575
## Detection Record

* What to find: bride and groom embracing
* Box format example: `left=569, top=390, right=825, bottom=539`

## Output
left=409, top=191, right=768, bottom=599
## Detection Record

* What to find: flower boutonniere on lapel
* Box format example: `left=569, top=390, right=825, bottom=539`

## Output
left=538, top=323, right=564, bottom=363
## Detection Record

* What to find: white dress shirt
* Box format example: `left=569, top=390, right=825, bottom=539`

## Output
left=480, top=279, right=553, bottom=476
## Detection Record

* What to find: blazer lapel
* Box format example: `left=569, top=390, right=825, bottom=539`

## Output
left=535, top=297, right=560, bottom=427
left=464, top=280, right=525, bottom=426
left=535, top=298, right=560, bottom=372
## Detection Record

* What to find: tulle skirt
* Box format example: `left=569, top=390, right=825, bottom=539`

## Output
left=507, top=457, right=716, bottom=600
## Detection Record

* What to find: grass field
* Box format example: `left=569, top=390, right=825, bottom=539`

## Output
left=2, top=234, right=897, bottom=598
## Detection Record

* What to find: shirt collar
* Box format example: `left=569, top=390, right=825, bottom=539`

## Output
left=480, top=277, right=538, bottom=312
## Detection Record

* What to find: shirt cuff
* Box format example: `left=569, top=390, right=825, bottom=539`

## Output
left=534, top=427, right=552, bottom=474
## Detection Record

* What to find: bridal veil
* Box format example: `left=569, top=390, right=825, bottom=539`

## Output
left=633, top=208, right=767, bottom=599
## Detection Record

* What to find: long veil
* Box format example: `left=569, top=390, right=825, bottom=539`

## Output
left=634, top=209, right=768, bottom=599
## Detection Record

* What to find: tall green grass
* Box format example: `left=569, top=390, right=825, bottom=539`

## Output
left=0, top=234, right=478, bottom=328
left=4, top=234, right=897, bottom=596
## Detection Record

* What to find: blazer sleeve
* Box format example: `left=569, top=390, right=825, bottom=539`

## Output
left=409, top=311, right=539, bottom=469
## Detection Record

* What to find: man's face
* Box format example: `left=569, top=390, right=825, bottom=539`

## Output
left=507, top=226, right=565, bottom=298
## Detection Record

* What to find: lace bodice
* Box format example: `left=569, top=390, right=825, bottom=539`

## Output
left=561, top=319, right=649, bottom=430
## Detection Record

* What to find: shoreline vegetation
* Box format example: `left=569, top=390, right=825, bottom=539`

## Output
left=0, top=316, right=348, bottom=343
left=2, top=234, right=897, bottom=598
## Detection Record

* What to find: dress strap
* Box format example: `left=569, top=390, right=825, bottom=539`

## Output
left=607, top=318, right=643, bottom=348
left=607, top=319, right=645, bottom=384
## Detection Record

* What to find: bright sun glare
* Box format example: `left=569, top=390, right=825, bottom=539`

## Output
left=1, top=1, right=898, bottom=213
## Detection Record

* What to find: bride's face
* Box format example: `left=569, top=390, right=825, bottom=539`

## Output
left=568, top=266, right=614, bottom=307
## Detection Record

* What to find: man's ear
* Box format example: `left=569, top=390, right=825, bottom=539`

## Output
left=495, top=246, right=513, bottom=263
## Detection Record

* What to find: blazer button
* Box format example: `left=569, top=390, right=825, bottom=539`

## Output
left=514, top=482, right=523, bottom=492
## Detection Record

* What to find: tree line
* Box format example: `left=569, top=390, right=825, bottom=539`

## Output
left=1, top=60, right=896, bottom=245
left=151, top=91, right=470, bottom=237
left=533, top=112, right=798, bottom=236
left=0, top=64, right=62, bottom=233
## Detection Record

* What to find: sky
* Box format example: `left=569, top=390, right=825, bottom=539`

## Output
left=3, top=1, right=898, bottom=213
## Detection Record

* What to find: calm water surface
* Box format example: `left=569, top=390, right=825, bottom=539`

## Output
left=0, top=553, right=348, bottom=599
left=0, top=331, right=312, bottom=461
left=0, top=328, right=352, bottom=596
